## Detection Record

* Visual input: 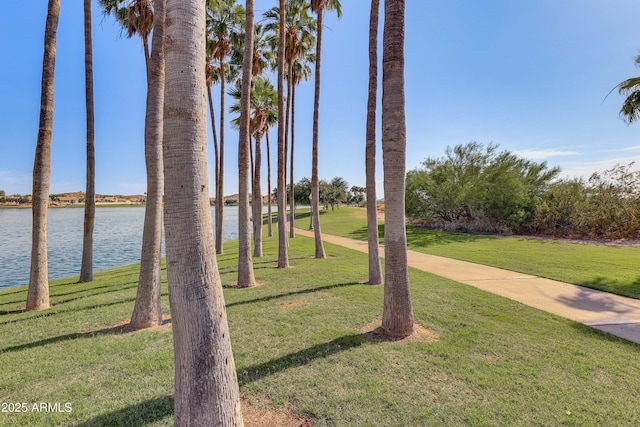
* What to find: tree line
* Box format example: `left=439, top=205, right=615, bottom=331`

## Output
left=27, top=0, right=412, bottom=424
left=406, top=141, right=640, bottom=239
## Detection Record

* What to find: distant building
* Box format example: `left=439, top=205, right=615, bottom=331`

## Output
left=0, top=190, right=5, bottom=198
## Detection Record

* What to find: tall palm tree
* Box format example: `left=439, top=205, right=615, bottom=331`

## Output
left=80, top=0, right=96, bottom=284
left=27, top=0, right=61, bottom=311
left=264, top=0, right=316, bottom=239
left=230, top=78, right=277, bottom=258
left=276, top=0, right=289, bottom=268
left=207, top=0, right=245, bottom=255
left=100, top=0, right=165, bottom=329
left=163, top=0, right=243, bottom=423
left=616, top=55, right=640, bottom=124
left=288, top=49, right=314, bottom=238
left=309, top=0, right=341, bottom=258
left=365, top=0, right=382, bottom=285
left=381, top=0, right=414, bottom=339
left=236, top=0, right=257, bottom=288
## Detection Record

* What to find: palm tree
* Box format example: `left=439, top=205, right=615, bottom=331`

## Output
left=264, top=0, right=316, bottom=239
left=309, top=0, right=341, bottom=258
left=616, top=55, right=640, bottom=124
left=230, top=78, right=278, bottom=258
left=207, top=0, right=245, bottom=255
left=235, top=0, right=257, bottom=288
left=27, top=0, right=60, bottom=311
left=100, top=0, right=154, bottom=72
left=381, top=0, right=414, bottom=339
left=276, top=0, right=289, bottom=268
left=365, top=0, right=382, bottom=285
left=80, top=0, right=96, bottom=284
left=163, top=0, right=243, bottom=423
left=100, top=0, right=165, bottom=329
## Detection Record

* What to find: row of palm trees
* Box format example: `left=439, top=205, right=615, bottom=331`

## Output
left=28, top=0, right=412, bottom=423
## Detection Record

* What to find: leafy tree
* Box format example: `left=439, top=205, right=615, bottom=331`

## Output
left=406, top=142, right=560, bottom=232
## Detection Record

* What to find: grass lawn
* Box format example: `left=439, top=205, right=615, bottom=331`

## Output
left=2, top=230, right=640, bottom=425
left=314, top=207, right=640, bottom=300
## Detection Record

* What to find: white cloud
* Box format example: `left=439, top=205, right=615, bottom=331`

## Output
left=514, top=149, right=580, bottom=160
left=602, top=145, right=640, bottom=153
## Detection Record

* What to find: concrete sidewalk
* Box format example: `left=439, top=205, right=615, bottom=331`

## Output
left=294, top=227, right=640, bottom=344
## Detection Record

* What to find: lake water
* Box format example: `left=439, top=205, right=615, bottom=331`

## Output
left=0, top=206, right=242, bottom=290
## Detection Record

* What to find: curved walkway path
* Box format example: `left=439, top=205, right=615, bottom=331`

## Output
left=294, top=226, right=640, bottom=344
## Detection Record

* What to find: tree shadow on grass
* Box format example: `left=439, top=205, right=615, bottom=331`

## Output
left=77, top=395, right=173, bottom=427
left=238, top=332, right=374, bottom=386
left=225, top=282, right=361, bottom=308
left=0, top=324, right=125, bottom=354
left=0, top=297, right=137, bottom=327
left=51, top=281, right=138, bottom=305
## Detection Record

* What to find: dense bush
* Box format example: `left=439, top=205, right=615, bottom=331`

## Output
left=406, top=142, right=559, bottom=233
left=532, top=163, right=640, bottom=238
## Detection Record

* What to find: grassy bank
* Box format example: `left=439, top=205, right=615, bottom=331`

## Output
left=314, top=207, right=640, bottom=299
left=2, top=229, right=640, bottom=425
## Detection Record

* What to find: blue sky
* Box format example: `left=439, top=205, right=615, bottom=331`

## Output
left=2, top=1, right=640, bottom=196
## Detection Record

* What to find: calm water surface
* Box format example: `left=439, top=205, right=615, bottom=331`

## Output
left=0, top=206, right=240, bottom=289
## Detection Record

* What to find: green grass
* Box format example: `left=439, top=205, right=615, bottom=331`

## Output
left=317, top=207, right=640, bottom=299
left=2, top=231, right=640, bottom=425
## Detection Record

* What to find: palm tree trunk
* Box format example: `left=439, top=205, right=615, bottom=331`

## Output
left=266, top=131, right=273, bottom=237
left=207, top=84, right=219, bottom=241
left=216, top=59, right=227, bottom=254
left=289, top=81, right=296, bottom=238
left=277, top=0, right=289, bottom=268
left=163, top=1, right=243, bottom=424
left=381, top=0, right=414, bottom=339
left=365, top=0, right=382, bottom=285
left=80, top=0, right=95, bottom=284
left=311, top=9, right=326, bottom=259
left=237, top=0, right=256, bottom=288
left=285, top=68, right=291, bottom=207
left=27, top=0, right=60, bottom=311
left=129, top=0, right=166, bottom=329
left=253, top=135, right=263, bottom=257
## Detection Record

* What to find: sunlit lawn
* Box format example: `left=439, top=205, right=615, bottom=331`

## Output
left=315, top=207, right=640, bottom=299
left=2, top=228, right=640, bottom=425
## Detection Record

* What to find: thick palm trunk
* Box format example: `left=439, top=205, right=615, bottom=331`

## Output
left=365, top=0, right=382, bottom=285
left=130, top=0, right=166, bottom=329
left=277, top=0, right=289, bottom=268
left=163, top=1, right=243, bottom=424
left=381, top=0, right=414, bottom=339
left=311, top=10, right=326, bottom=259
left=266, top=131, right=273, bottom=237
left=289, top=82, right=296, bottom=238
left=216, top=60, right=227, bottom=254
left=237, top=0, right=257, bottom=288
left=80, top=0, right=95, bottom=284
left=27, top=0, right=60, bottom=311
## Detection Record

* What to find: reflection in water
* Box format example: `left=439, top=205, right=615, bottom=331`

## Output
left=0, top=206, right=240, bottom=289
